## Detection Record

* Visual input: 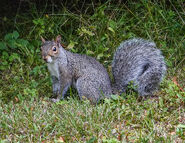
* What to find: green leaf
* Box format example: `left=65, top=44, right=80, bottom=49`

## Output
left=12, top=31, right=19, bottom=39
left=31, top=39, right=41, bottom=47
left=177, top=124, right=185, bottom=128
left=109, top=20, right=117, bottom=29
left=2, top=61, right=8, bottom=66
left=4, top=33, right=13, bottom=41
left=103, top=48, right=109, bottom=52
left=7, top=39, right=17, bottom=49
left=78, top=27, right=95, bottom=36
left=33, top=19, right=38, bottom=25
left=9, top=53, right=20, bottom=62
left=97, top=53, right=104, bottom=60
left=0, top=42, right=6, bottom=50
left=2, top=51, right=9, bottom=58
left=101, top=36, right=106, bottom=41
left=108, top=27, right=115, bottom=34
left=111, top=94, right=119, bottom=100
left=67, top=41, right=78, bottom=50
left=17, top=39, right=29, bottom=47
left=86, top=50, right=94, bottom=55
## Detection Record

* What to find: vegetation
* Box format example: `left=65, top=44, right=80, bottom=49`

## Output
left=0, top=0, right=184, bottom=142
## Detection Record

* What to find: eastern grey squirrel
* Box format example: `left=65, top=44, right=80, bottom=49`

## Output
left=40, top=36, right=166, bottom=103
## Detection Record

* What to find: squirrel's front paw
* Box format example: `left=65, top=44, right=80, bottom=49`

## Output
left=50, top=98, right=60, bottom=103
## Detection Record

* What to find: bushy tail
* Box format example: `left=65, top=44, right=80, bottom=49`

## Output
left=137, top=64, right=166, bottom=96
left=111, top=38, right=167, bottom=96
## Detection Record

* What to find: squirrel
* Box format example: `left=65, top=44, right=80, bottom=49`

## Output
left=40, top=36, right=166, bottom=103
left=41, top=35, right=112, bottom=103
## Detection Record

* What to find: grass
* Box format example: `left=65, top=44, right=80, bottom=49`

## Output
left=0, top=0, right=184, bottom=142
left=0, top=83, right=184, bottom=142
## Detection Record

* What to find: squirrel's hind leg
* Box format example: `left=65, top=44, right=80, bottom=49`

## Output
left=76, top=77, right=101, bottom=104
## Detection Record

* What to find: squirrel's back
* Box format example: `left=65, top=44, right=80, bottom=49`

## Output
left=59, top=49, right=112, bottom=103
left=112, top=38, right=166, bottom=96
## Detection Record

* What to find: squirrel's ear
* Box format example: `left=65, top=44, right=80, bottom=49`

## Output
left=55, top=35, right=61, bottom=44
left=41, top=36, right=46, bottom=44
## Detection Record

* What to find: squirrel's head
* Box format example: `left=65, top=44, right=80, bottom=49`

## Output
left=40, top=35, right=62, bottom=63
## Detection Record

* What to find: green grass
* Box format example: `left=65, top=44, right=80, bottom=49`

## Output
left=0, top=82, right=184, bottom=142
left=0, top=0, right=184, bottom=142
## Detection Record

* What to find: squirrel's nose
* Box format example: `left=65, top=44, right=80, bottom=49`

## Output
left=43, top=56, right=47, bottom=62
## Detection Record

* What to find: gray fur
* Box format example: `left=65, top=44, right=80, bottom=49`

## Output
left=112, top=38, right=166, bottom=96
left=41, top=40, right=112, bottom=104
left=42, top=37, right=166, bottom=103
left=51, top=76, right=61, bottom=98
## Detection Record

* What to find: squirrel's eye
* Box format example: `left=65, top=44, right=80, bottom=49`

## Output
left=52, top=47, right=57, bottom=51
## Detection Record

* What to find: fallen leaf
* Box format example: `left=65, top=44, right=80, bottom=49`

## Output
left=170, top=132, right=176, bottom=135
left=15, top=97, right=19, bottom=102
left=30, top=107, right=34, bottom=111
left=57, top=136, right=65, bottom=142
left=172, top=77, right=184, bottom=92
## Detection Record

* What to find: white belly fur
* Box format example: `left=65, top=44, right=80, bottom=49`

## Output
left=47, top=62, right=60, bottom=79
